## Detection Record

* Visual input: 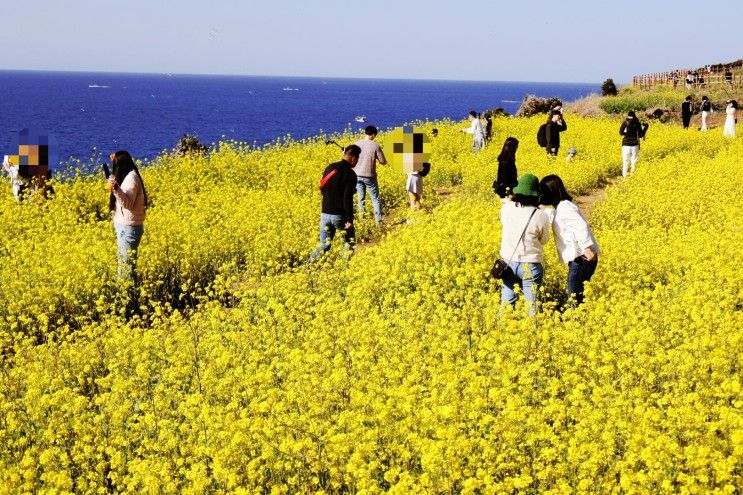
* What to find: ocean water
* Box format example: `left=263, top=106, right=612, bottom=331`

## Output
left=0, top=71, right=597, bottom=167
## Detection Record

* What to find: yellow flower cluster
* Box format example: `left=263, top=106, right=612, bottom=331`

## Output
left=0, top=115, right=741, bottom=493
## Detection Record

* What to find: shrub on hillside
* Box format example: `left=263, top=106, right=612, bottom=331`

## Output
left=565, top=94, right=606, bottom=117
left=647, top=107, right=673, bottom=123
left=482, top=107, right=510, bottom=118
left=515, top=95, right=562, bottom=117
left=601, top=78, right=618, bottom=96
left=176, top=134, right=208, bottom=156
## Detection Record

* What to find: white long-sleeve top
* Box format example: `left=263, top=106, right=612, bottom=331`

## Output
left=547, top=200, right=600, bottom=263
left=463, top=118, right=485, bottom=138
left=499, top=202, right=551, bottom=263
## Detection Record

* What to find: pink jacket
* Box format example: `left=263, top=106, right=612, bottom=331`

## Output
left=112, top=171, right=146, bottom=225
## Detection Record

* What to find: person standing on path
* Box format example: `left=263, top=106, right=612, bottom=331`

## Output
left=545, top=110, right=567, bottom=156
left=492, top=137, right=519, bottom=199
left=499, top=174, right=551, bottom=314
left=406, top=162, right=429, bottom=210
left=681, top=95, right=693, bottom=129
left=108, top=150, right=148, bottom=281
left=700, top=96, right=711, bottom=131
left=311, top=145, right=360, bottom=259
left=461, top=111, right=486, bottom=152
left=354, top=126, right=387, bottom=224
left=539, top=174, right=600, bottom=306
left=619, top=111, right=649, bottom=178
left=723, top=100, right=737, bottom=138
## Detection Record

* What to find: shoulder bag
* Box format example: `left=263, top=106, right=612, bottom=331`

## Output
left=490, top=207, right=538, bottom=280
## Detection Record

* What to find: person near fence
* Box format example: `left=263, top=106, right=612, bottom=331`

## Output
left=681, top=95, right=693, bottom=129
left=700, top=96, right=712, bottom=131
left=723, top=100, right=738, bottom=138
left=619, top=111, right=649, bottom=178
left=685, top=72, right=694, bottom=89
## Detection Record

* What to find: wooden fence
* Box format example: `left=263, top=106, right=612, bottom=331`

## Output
left=632, top=68, right=742, bottom=89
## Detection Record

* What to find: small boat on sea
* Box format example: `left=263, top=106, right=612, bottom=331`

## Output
left=282, top=87, right=300, bottom=91
left=354, top=115, right=367, bottom=123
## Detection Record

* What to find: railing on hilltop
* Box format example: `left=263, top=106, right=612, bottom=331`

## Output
left=633, top=68, right=742, bottom=89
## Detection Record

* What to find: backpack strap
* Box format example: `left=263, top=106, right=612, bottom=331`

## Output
left=319, top=168, right=338, bottom=189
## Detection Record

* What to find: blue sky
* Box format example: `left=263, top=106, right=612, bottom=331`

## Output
left=1, top=0, right=741, bottom=83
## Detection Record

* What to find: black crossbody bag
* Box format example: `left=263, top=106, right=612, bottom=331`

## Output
left=490, top=208, right=537, bottom=280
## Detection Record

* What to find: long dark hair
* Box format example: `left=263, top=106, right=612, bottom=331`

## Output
left=109, top=150, right=148, bottom=211
left=539, top=174, right=572, bottom=207
left=497, top=137, right=519, bottom=165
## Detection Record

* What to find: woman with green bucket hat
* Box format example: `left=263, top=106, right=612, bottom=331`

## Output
left=498, top=173, right=551, bottom=314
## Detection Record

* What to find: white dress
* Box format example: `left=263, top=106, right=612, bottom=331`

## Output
left=723, top=106, right=736, bottom=137
left=406, top=172, right=422, bottom=195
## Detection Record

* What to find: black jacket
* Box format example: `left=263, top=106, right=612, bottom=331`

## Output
left=619, top=120, right=649, bottom=146
left=545, top=119, right=567, bottom=150
left=494, top=158, right=518, bottom=198
left=681, top=101, right=693, bottom=118
left=701, top=100, right=711, bottom=112
left=320, top=159, right=357, bottom=223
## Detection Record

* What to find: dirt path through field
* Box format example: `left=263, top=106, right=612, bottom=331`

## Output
left=574, top=177, right=621, bottom=220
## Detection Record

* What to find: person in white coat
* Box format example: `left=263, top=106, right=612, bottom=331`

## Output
left=723, top=100, right=737, bottom=137
left=461, top=111, right=485, bottom=152
left=539, top=174, right=600, bottom=306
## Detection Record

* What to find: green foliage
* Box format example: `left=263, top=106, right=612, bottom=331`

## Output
left=599, top=90, right=678, bottom=114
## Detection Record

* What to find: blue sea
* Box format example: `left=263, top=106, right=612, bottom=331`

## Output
left=0, top=71, right=597, bottom=167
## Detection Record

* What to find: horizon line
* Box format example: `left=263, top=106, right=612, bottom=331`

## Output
left=0, top=68, right=602, bottom=86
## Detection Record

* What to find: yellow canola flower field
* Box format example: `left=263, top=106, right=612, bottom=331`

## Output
left=0, top=115, right=742, bottom=494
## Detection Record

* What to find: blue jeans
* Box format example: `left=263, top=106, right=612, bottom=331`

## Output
left=311, top=213, right=355, bottom=259
left=356, top=176, right=382, bottom=223
left=501, top=261, right=544, bottom=314
left=114, top=223, right=144, bottom=280
left=567, top=256, right=598, bottom=305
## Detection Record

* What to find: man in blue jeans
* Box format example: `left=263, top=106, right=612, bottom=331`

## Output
left=311, top=144, right=360, bottom=259
left=354, top=126, right=387, bottom=224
